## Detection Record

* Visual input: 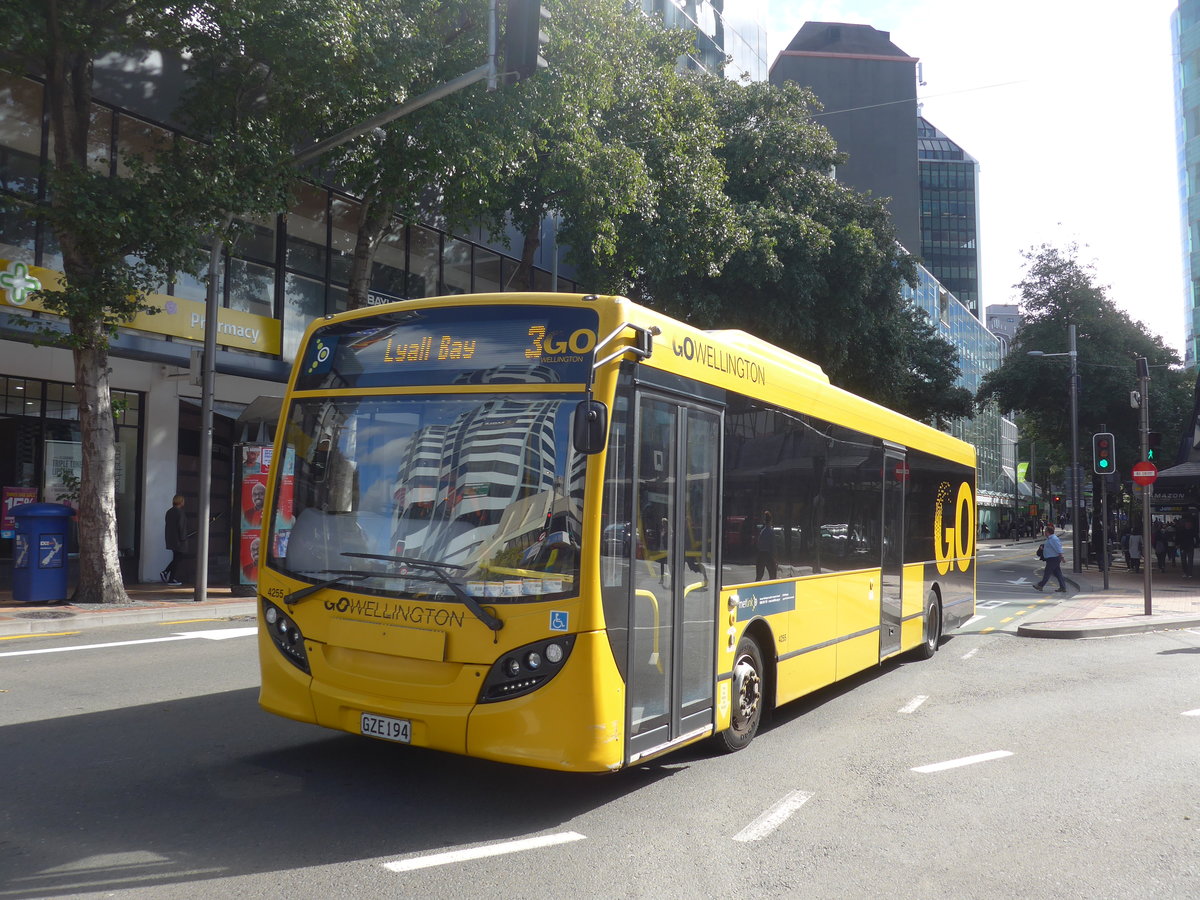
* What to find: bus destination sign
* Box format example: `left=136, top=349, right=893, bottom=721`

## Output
left=296, top=305, right=600, bottom=389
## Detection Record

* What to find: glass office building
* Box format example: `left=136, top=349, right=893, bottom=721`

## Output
left=918, top=117, right=982, bottom=318
left=642, top=0, right=768, bottom=81
left=903, top=263, right=1012, bottom=532
left=1175, top=0, right=1200, bottom=369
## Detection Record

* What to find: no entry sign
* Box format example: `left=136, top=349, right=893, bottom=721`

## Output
left=1131, top=461, right=1158, bottom=485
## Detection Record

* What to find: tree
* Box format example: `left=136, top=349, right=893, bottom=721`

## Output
left=641, top=77, right=972, bottom=422
left=5, top=0, right=371, bottom=601
left=474, top=0, right=734, bottom=292
left=977, top=244, right=1191, bottom=481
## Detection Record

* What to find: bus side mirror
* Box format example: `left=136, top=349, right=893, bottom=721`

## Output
left=573, top=400, right=608, bottom=454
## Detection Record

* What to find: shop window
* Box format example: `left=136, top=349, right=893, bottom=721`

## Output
left=329, top=283, right=347, bottom=314
left=285, top=183, right=328, bottom=279
left=228, top=258, right=274, bottom=318
left=172, top=253, right=213, bottom=302
left=442, top=237, right=471, bottom=294
left=115, top=113, right=171, bottom=177
left=2, top=376, right=41, bottom=415
left=45, top=382, right=80, bottom=420
left=407, top=225, right=440, bottom=298
left=0, top=209, right=36, bottom=265
left=0, top=75, right=43, bottom=196
left=370, top=225, right=407, bottom=303
left=474, top=249, right=501, bottom=293
left=232, top=214, right=276, bottom=264
left=283, top=272, right=325, bottom=359
left=502, top=257, right=527, bottom=290
left=330, top=196, right=359, bottom=286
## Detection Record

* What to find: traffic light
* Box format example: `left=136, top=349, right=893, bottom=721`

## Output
left=505, top=0, right=550, bottom=81
left=1147, top=431, right=1163, bottom=461
left=1092, top=432, right=1115, bottom=475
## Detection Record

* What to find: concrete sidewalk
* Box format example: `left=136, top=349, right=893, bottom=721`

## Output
left=0, top=583, right=258, bottom=637
left=983, top=534, right=1200, bottom=639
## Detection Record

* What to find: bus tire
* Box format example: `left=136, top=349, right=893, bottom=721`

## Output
left=914, top=593, right=941, bottom=660
left=720, top=635, right=764, bottom=752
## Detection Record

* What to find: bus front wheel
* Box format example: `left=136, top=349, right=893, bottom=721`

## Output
left=914, top=593, right=941, bottom=660
left=720, top=635, right=764, bottom=752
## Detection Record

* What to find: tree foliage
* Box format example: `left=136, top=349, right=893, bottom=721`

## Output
left=977, top=244, right=1191, bottom=479
left=635, top=77, right=973, bottom=422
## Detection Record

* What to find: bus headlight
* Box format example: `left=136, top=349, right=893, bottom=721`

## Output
left=262, top=599, right=310, bottom=674
left=479, top=635, right=576, bottom=703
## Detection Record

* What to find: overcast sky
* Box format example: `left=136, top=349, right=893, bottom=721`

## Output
left=766, top=0, right=1185, bottom=357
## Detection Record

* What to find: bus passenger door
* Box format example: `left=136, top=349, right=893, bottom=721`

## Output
left=880, top=447, right=906, bottom=658
left=626, top=395, right=720, bottom=763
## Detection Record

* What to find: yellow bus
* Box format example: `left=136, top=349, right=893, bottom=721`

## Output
left=257, top=293, right=975, bottom=772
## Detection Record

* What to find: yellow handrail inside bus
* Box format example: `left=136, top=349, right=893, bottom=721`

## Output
left=633, top=588, right=662, bottom=673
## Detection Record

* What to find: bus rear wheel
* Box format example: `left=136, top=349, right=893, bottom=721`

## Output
left=720, top=635, right=763, bottom=752
left=914, top=593, right=941, bottom=660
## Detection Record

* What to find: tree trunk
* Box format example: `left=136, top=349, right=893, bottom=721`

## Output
left=71, top=323, right=128, bottom=604
left=346, top=192, right=396, bottom=309
left=513, top=221, right=541, bottom=290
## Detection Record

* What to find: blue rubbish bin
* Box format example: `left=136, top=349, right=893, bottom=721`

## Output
left=11, top=502, right=74, bottom=603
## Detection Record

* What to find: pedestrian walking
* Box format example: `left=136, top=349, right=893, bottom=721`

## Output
left=162, top=494, right=189, bottom=586
left=1034, top=524, right=1067, bottom=593
left=1178, top=518, right=1196, bottom=577
left=1154, top=525, right=1168, bottom=573
left=1128, top=531, right=1142, bottom=574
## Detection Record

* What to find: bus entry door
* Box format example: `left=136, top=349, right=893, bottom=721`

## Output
left=627, top=395, right=720, bottom=763
left=880, top=447, right=906, bottom=658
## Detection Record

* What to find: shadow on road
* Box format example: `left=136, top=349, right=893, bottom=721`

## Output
left=0, top=689, right=674, bottom=898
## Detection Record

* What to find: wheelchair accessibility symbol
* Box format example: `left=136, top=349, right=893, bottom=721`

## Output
left=549, top=611, right=569, bottom=632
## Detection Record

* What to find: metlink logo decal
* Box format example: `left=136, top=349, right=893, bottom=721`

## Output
left=934, top=481, right=975, bottom=574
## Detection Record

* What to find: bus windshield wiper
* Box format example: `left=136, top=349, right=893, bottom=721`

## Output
left=342, top=552, right=503, bottom=633
left=282, top=572, right=370, bottom=607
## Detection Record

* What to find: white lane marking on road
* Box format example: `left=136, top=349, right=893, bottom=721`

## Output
left=733, top=790, right=814, bottom=843
left=383, top=832, right=586, bottom=872
left=898, top=695, right=928, bottom=714
left=175, top=626, right=258, bottom=641
left=964, top=615, right=985, bottom=627
left=1181, top=708, right=1200, bottom=717
left=912, top=750, right=1013, bottom=774
left=961, top=647, right=980, bottom=660
left=0, top=627, right=257, bottom=658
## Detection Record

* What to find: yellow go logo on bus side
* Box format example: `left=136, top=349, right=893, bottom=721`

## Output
left=934, top=481, right=975, bottom=574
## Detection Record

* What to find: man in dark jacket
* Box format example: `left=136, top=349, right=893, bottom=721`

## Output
left=162, top=494, right=189, bottom=586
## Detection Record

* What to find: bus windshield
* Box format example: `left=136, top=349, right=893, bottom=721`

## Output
left=267, top=392, right=585, bottom=602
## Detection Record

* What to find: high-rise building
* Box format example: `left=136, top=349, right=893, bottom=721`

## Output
left=1174, top=0, right=1200, bottom=369
left=769, top=22, right=921, bottom=255
left=918, top=117, right=981, bottom=317
left=641, top=0, right=768, bottom=81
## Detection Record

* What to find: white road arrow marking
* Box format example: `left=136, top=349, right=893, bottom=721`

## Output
left=174, top=626, right=258, bottom=641
left=0, top=626, right=257, bottom=658
left=912, top=750, right=1013, bottom=774
left=384, top=832, right=586, bottom=872
left=733, top=790, right=814, bottom=843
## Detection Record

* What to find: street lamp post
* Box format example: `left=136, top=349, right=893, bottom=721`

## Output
left=1028, top=324, right=1082, bottom=573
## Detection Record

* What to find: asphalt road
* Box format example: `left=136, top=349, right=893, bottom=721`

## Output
left=1, top=602, right=1198, bottom=898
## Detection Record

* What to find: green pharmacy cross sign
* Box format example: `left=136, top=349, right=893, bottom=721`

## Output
left=0, top=261, right=42, bottom=305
